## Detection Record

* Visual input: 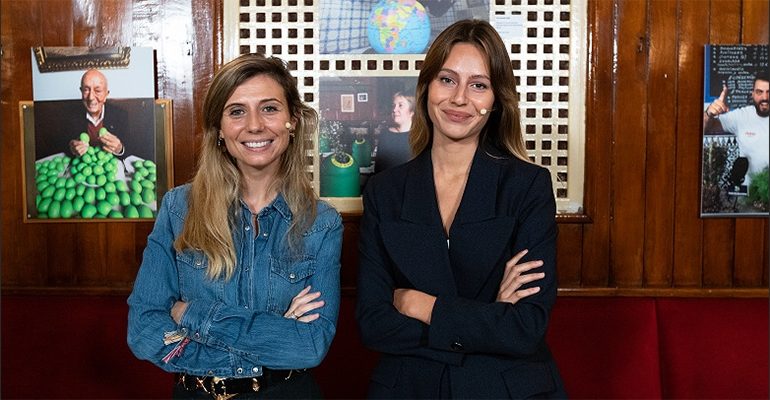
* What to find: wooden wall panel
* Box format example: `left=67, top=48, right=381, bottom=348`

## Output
left=611, top=0, right=648, bottom=287
left=672, top=0, right=708, bottom=287
left=75, top=223, right=108, bottom=285
left=643, top=0, right=678, bottom=287
left=556, top=224, right=583, bottom=287
left=47, top=224, right=78, bottom=285
left=340, top=215, right=362, bottom=294
left=764, top=219, right=769, bottom=287
left=1, top=0, right=767, bottom=297
left=579, top=0, right=613, bottom=288
left=0, top=0, right=34, bottom=287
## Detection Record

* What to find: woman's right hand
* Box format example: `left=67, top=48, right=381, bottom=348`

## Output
left=497, top=250, right=546, bottom=304
left=284, top=285, right=324, bottom=323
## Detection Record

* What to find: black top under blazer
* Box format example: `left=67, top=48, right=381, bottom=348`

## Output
left=356, top=145, right=567, bottom=399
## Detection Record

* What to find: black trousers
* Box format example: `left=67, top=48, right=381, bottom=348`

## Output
left=171, top=370, right=324, bottom=399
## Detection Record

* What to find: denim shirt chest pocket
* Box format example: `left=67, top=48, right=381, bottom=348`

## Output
left=176, top=249, right=225, bottom=301
left=267, top=254, right=316, bottom=313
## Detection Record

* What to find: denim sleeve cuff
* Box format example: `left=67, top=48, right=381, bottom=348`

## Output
left=179, top=299, right=218, bottom=342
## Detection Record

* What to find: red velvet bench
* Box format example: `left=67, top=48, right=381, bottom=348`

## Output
left=2, top=295, right=767, bottom=399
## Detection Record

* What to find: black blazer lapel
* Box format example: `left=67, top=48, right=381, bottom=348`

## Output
left=379, top=151, right=458, bottom=296
left=449, top=150, right=518, bottom=299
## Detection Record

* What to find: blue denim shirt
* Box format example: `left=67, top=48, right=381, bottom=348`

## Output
left=127, top=184, right=343, bottom=378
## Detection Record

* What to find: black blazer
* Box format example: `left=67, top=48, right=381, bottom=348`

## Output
left=356, top=145, right=567, bottom=399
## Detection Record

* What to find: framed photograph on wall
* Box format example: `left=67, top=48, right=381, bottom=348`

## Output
left=318, top=76, right=417, bottom=208
left=21, top=46, right=173, bottom=221
left=224, top=0, right=589, bottom=214
left=341, top=94, right=356, bottom=113
left=700, top=44, right=769, bottom=217
left=319, top=0, right=489, bottom=55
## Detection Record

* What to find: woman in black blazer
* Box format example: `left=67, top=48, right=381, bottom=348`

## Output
left=356, top=19, right=567, bottom=399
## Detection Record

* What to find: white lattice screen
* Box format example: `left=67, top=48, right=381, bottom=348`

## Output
left=223, top=0, right=585, bottom=213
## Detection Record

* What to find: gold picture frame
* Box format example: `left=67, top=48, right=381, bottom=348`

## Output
left=33, top=46, right=131, bottom=73
left=20, top=99, right=174, bottom=222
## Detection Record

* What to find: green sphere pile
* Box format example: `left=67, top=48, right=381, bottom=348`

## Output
left=34, top=146, right=157, bottom=219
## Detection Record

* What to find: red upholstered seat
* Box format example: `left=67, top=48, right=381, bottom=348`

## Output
left=3, top=295, right=767, bottom=399
left=546, top=297, right=663, bottom=399
left=656, top=298, right=769, bottom=400
left=0, top=295, right=170, bottom=399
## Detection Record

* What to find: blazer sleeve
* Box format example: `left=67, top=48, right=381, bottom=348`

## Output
left=355, top=180, right=464, bottom=366
left=427, top=168, right=559, bottom=357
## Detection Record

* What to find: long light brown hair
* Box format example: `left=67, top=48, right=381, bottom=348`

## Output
left=409, top=19, right=528, bottom=162
left=175, top=54, right=318, bottom=281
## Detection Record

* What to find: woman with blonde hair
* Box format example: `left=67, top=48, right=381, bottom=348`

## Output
left=129, top=53, right=342, bottom=399
left=356, top=20, right=566, bottom=398
left=374, top=91, right=416, bottom=174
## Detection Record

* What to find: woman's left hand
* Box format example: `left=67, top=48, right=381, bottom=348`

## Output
left=393, top=288, right=436, bottom=325
left=284, top=285, right=324, bottom=323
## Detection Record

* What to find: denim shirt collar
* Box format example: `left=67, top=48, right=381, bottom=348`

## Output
left=236, top=192, right=293, bottom=222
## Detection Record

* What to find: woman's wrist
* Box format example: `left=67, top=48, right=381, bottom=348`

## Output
left=407, top=290, right=436, bottom=325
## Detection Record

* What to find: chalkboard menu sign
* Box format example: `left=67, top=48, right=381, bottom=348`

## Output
left=704, top=45, right=769, bottom=109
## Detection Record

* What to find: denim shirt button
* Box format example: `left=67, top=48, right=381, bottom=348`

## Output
left=180, top=328, right=187, bottom=334
left=245, top=226, right=250, bottom=231
left=237, top=368, right=243, bottom=374
left=252, top=367, right=259, bottom=373
left=207, top=371, right=214, bottom=376
left=262, top=233, right=268, bottom=237
left=195, top=260, right=202, bottom=266
left=289, top=273, right=296, bottom=279
left=194, top=332, right=201, bottom=340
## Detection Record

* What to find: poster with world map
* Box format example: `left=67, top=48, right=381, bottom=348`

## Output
left=320, top=0, right=488, bottom=54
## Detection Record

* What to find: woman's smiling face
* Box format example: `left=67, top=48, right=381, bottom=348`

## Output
left=427, top=43, right=495, bottom=146
left=220, top=74, right=294, bottom=175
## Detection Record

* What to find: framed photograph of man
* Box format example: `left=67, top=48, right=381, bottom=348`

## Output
left=700, top=44, right=769, bottom=217
left=22, top=46, right=172, bottom=221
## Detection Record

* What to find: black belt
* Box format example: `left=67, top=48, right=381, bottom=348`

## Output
left=175, top=368, right=303, bottom=397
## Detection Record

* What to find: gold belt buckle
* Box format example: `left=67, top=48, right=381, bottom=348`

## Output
left=211, top=377, right=236, bottom=400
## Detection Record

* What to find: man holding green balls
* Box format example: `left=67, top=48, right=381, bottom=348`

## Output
left=68, top=69, right=128, bottom=158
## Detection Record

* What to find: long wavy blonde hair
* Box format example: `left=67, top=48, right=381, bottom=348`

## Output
left=174, top=54, right=318, bottom=281
left=409, top=19, right=529, bottom=162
